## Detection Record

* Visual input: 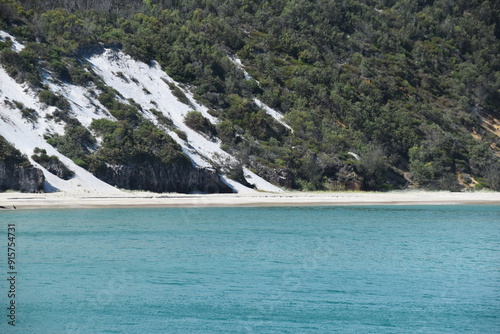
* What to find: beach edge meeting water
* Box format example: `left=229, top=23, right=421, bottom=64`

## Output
left=1, top=190, right=500, bottom=209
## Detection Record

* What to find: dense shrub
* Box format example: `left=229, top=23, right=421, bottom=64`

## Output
left=173, top=128, right=187, bottom=141
left=31, top=148, right=74, bottom=180
left=0, top=136, right=31, bottom=167
left=88, top=117, right=187, bottom=171
left=184, top=111, right=216, bottom=137
left=98, top=93, right=140, bottom=124
left=39, top=90, right=70, bottom=110
left=46, top=125, right=96, bottom=168
left=0, top=47, right=40, bottom=86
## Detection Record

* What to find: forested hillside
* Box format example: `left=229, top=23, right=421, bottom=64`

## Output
left=1, top=0, right=499, bottom=192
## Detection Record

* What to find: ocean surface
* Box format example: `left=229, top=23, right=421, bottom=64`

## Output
left=0, top=205, right=499, bottom=333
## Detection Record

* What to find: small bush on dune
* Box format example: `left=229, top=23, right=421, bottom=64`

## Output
left=184, top=111, right=216, bottom=137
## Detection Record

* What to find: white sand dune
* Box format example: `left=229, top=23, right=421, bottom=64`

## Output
left=0, top=32, right=281, bottom=194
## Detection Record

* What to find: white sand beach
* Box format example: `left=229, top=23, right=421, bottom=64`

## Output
left=1, top=190, right=500, bottom=210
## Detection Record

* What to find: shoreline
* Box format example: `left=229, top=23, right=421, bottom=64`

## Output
left=1, top=190, right=500, bottom=210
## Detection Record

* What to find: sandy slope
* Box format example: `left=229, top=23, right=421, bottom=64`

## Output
left=0, top=32, right=282, bottom=194
left=1, top=190, right=499, bottom=210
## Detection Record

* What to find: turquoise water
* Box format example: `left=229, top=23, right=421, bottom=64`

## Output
left=0, top=205, right=499, bottom=333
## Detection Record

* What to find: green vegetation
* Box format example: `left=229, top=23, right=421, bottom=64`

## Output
left=0, top=135, right=30, bottom=167
left=97, top=92, right=141, bottom=124
left=167, top=81, right=191, bottom=106
left=46, top=124, right=96, bottom=168
left=150, top=108, right=173, bottom=128
left=46, top=108, right=187, bottom=174
left=38, top=90, right=70, bottom=110
left=1, top=0, right=499, bottom=190
left=173, top=128, right=187, bottom=141
left=31, top=147, right=74, bottom=180
left=89, top=118, right=187, bottom=169
left=0, top=44, right=41, bottom=86
left=10, top=100, right=38, bottom=122
left=184, top=111, right=216, bottom=137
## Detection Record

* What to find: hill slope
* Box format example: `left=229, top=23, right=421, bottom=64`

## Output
left=0, top=0, right=499, bottom=193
